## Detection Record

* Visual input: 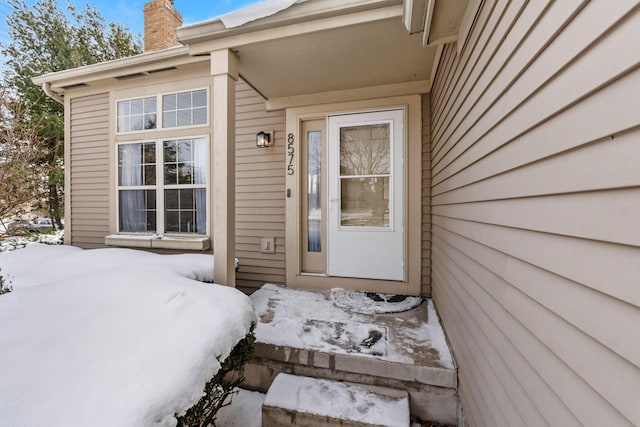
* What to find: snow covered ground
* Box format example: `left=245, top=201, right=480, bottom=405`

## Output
left=0, top=245, right=256, bottom=427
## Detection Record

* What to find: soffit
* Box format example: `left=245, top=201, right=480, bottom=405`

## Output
left=235, top=16, right=434, bottom=99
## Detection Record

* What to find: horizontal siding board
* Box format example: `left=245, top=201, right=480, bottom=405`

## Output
left=433, top=126, right=640, bottom=203
left=433, top=1, right=639, bottom=183
left=430, top=1, right=640, bottom=426
left=432, top=188, right=640, bottom=247
left=434, top=224, right=640, bottom=414
left=431, top=256, right=581, bottom=427
left=431, top=262, right=539, bottom=427
left=432, top=215, right=640, bottom=309
left=432, top=0, right=556, bottom=163
left=431, top=0, right=504, bottom=142
left=234, top=79, right=285, bottom=284
left=433, top=235, right=635, bottom=426
left=70, top=92, right=110, bottom=249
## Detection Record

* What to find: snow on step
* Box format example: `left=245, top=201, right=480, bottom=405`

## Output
left=263, top=373, right=410, bottom=427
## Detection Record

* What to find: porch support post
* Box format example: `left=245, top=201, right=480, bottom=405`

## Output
left=210, top=49, right=238, bottom=286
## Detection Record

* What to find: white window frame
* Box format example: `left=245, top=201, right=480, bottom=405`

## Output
left=115, top=135, right=210, bottom=237
left=115, top=87, right=209, bottom=136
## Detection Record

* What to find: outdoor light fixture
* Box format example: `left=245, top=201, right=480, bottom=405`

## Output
left=256, top=131, right=274, bottom=148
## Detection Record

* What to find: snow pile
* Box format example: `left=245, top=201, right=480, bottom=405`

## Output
left=0, top=229, right=63, bottom=252
left=218, top=0, right=308, bottom=28
left=0, top=245, right=256, bottom=427
left=217, top=389, right=265, bottom=427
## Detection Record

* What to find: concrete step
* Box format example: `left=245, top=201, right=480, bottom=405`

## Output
left=245, top=285, right=459, bottom=424
left=262, top=373, right=410, bottom=427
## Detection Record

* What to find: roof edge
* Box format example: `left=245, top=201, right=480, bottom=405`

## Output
left=32, top=45, right=191, bottom=86
left=177, top=0, right=402, bottom=45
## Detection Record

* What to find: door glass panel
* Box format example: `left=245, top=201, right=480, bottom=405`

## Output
left=339, top=124, right=390, bottom=176
left=340, top=177, right=389, bottom=227
left=307, top=131, right=322, bottom=252
left=339, top=123, right=391, bottom=228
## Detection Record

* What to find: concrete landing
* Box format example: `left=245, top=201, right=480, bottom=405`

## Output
left=262, top=373, right=410, bottom=427
left=245, top=284, right=459, bottom=425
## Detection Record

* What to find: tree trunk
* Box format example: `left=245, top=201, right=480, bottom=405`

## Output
left=48, top=184, right=63, bottom=229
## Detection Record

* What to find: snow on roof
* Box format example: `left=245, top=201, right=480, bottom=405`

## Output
left=218, top=0, right=308, bottom=28
left=0, top=245, right=256, bottom=427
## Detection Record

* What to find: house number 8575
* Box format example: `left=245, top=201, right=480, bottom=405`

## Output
left=287, top=133, right=295, bottom=175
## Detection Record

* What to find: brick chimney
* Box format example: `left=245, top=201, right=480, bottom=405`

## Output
left=143, top=0, right=183, bottom=52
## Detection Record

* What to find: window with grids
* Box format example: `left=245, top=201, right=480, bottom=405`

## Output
left=117, top=97, right=157, bottom=132
left=116, top=89, right=207, bottom=133
left=162, top=89, right=207, bottom=128
left=117, top=137, right=207, bottom=234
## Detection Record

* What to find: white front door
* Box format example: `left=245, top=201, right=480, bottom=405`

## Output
left=327, top=109, right=405, bottom=281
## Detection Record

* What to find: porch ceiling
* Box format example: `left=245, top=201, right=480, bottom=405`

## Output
left=234, top=17, right=435, bottom=99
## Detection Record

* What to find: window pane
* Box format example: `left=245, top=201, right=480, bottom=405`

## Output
left=177, top=109, right=191, bottom=127
left=144, top=114, right=157, bottom=130
left=307, top=131, right=322, bottom=252
left=340, top=177, right=389, bottom=227
left=164, top=188, right=206, bottom=234
left=192, top=138, right=207, bottom=184
left=144, top=165, right=156, bottom=186
left=177, top=140, right=192, bottom=162
left=119, top=189, right=156, bottom=232
left=117, top=97, right=156, bottom=132
left=193, top=107, right=206, bottom=125
left=143, top=143, right=156, bottom=163
left=163, top=111, right=176, bottom=128
left=165, top=211, right=179, bottom=232
left=144, top=97, right=156, bottom=114
left=163, top=141, right=177, bottom=162
left=340, top=124, right=390, bottom=176
left=119, top=142, right=155, bottom=187
left=180, top=211, right=195, bottom=233
left=164, top=164, right=177, bottom=185
left=131, top=99, right=143, bottom=115
left=195, top=188, right=206, bottom=234
left=117, top=117, right=129, bottom=133
left=118, top=144, right=142, bottom=185
left=117, top=100, right=130, bottom=117
left=177, top=92, right=191, bottom=109
left=178, top=163, right=192, bottom=184
left=165, top=189, right=178, bottom=209
left=180, top=188, right=194, bottom=209
left=131, top=115, right=143, bottom=131
left=192, top=90, right=206, bottom=107
left=163, top=94, right=176, bottom=111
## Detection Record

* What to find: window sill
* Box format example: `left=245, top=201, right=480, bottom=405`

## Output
left=105, top=234, right=211, bottom=251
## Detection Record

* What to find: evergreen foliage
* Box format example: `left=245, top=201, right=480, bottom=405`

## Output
left=1, top=0, right=142, bottom=225
left=176, top=327, right=256, bottom=427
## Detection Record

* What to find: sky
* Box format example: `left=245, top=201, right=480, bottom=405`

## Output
left=0, top=0, right=264, bottom=44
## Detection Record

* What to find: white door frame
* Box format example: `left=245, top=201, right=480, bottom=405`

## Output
left=284, top=95, right=423, bottom=295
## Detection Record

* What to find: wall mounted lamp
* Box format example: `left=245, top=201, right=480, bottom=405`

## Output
left=256, top=131, right=274, bottom=148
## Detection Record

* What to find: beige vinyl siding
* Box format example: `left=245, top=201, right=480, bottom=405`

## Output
left=235, top=80, right=286, bottom=293
left=421, top=95, right=431, bottom=296
left=430, top=1, right=640, bottom=426
left=69, top=93, right=110, bottom=248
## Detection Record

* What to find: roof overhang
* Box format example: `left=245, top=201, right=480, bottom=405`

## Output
left=33, top=0, right=476, bottom=100
left=31, top=46, right=208, bottom=94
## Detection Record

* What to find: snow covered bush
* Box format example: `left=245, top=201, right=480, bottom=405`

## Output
left=176, top=326, right=256, bottom=427
left=0, top=246, right=257, bottom=427
left=0, top=270, right=9, bottom=295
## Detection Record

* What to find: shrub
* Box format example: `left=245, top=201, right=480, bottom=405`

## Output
left=0, top=270, right=11, bottom=295
left=176, top=325, right=256, bottom=427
